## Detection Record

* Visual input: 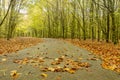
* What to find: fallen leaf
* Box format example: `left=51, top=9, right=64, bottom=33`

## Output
left=64, top=68, right=75, bottom=74
left=10, top=70, right=21, bottom=79
left=41, top=73, right=48, bottom=78
left=78, top=57, right=83, bottom=60
left=64, top=68, right=70, bottom=72
left=48, top=67, right=55, bottom=72
left=68, top=69, right=75, bottom=74
left=2, top=58, right=7, bottom=62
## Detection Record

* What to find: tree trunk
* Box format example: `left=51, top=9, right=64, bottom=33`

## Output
left=111, top=13, right=118, bottom=44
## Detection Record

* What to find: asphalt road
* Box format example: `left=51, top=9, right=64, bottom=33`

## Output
left=0, top=38, right=119, bottom=80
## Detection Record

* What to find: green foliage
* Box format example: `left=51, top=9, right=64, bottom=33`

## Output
left=0, top=0, right=120, bottom=44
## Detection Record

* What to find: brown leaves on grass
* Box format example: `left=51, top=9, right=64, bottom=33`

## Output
left=0, top=37, right=42, bottom=54
left=65, top=39, right=120, bottom=73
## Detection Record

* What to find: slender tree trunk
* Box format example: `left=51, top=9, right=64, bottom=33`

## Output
left=106, top=12, right=110, bottom=42
left=0, top=0, right=13, bottom=27
left=111, top=13, right=118, bottom=44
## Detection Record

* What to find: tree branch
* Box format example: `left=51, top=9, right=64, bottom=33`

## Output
left=0, top=0, right=14, bottom=27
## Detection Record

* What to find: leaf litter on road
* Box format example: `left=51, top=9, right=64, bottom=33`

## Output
left=13, top=53, right=90, bottom=75
left=65, top=39, right=120, bottom=73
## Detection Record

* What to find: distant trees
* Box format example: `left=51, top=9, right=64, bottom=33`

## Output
left=0, top=0, right=26, bottom=39
left=0, top=0, right=120, bottom=44
left=19, top=0, right=119, bottom=44
left=93, top=0, right=120, bottom=44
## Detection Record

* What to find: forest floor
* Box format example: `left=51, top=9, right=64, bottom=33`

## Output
left=0, top=38, right=120, bottom=80
left=0, top=37, right=42, bottom=54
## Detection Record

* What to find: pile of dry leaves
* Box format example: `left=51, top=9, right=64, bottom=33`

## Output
left=65, top=39, right=120, bottom=73
left=0, top=37, right=42, bottom=54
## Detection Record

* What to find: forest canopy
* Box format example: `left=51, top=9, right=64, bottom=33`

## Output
left=0, top=0, right=120, bottom=44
